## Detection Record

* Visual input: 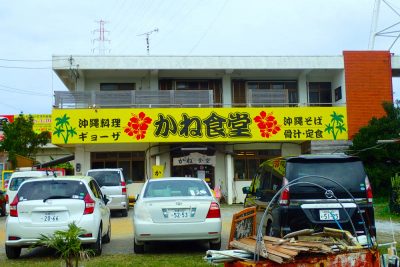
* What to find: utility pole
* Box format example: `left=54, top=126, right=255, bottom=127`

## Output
left=137, top=28, right=159, bottom=55
left=92, top=19, right=110, bottom=55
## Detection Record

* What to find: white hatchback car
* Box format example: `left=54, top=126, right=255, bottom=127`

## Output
left=133, top=177, right=222, bottom=253
left=6, top=170, right=55, bottom=214
left=5, top=176, right=111, bottom=259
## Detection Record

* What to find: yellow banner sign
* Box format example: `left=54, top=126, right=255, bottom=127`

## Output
left=28, top=114, right=52, bottom=134
left=152, top=165, right=165, bottom=179
left=51, top=107, right=348, bottom=144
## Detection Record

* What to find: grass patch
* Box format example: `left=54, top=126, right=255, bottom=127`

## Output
left=0, top=253, right=220, bottom=267
left=374, top=197, right=400, bottom=222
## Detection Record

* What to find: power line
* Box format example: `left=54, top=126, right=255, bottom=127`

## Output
left=0, top=84, right=52, bottom=96
left=0, top=58, right=69, bottom=62
left=0, top=65, right=53, bottom=69
left=187, top=0, right=229, bottom=55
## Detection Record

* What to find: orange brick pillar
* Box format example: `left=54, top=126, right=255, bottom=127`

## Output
left=343, top=51, right=393, bottom=139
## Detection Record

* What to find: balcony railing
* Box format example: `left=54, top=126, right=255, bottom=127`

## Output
left=246, top=89, right=289, bottom=107
left=54, top=89, right=340, bottom=109
left=54, top=90, right=214, bottom=108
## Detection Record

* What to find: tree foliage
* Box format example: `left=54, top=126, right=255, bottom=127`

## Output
left=36, top=222, right=92, bottom=267
left=349, top=102, right=400, bottom=195
left=0, top=114, right=50, bottom=168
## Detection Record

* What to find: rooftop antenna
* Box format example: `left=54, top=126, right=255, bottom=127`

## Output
left=137, top=28, right=159, bottom=55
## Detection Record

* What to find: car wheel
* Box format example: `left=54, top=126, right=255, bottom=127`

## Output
left=5, top=245, right=21, bottom=259
left=121, top=208, right=128, bottom=217
left=209, top=239, right=221, bottom=250
left=134, top=238, right=145, bottom=254
left=102, top=221, right=111, bottom=244
left=90, top=226, right=102, bottom=256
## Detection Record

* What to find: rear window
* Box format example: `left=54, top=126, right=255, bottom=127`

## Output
left=87, top=171, right=121, bottom=186
left=9, top=177, right=33, bottom=191
left=18, top=180, right=88, bottom=201
left=144, top=180, right=211, bottom=198
left=286, top=159, right=366, bottom=193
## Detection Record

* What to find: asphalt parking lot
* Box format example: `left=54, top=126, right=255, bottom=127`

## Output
left=0, top=204, right=242, bottom=259
left=0, top=204, right=399, bottom=260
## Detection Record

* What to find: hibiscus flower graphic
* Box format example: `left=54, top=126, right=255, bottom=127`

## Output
left=253, top=111, right=281, bottom=139
left=124, top=112, right=152, bottom=140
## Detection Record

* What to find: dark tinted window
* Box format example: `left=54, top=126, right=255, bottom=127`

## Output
left=87, top=171, right=121, bottom=186
left=18, top=180, right=88, bottom=201
left=144, top=180, right=211, bottom=198
left=9, top=177, right=32, bottom=191
left=286, top=159, right=366, bottom=196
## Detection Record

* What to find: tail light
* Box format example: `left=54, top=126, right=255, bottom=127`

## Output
left=121, top=181, right=127, bottom=195
left=279, top=177, right=290, bottom=206
left=206, top=202, right=221, bottom=218
left=83, top=193, right=95, bottom=215
left=365, top=176, right=373, bottom=203
left=5, top=194, right=8, bottom=204
left=10, top=194, right=19, bottom=217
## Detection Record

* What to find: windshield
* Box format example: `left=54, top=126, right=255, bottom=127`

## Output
left=18, top=180, right=88, bottom=201
left=87, top=171, right=121, bottom=186
left=143, top=179, right=211, bottom=198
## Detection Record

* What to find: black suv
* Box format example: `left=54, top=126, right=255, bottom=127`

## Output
left=243, top=154, right=376, bottom=239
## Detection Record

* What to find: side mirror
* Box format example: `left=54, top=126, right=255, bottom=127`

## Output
left=103, top=195, right=110, bottom=205
left=242, top=186, right=250, bottom=194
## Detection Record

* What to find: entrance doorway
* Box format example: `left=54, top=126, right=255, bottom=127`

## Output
left=170, top=145, right=216, bottom=188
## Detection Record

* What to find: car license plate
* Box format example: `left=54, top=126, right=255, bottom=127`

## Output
left=319, top=209, right=340, bottom=221
left=42, top=212, right=60, bottom=222
left=168, top=209, right=189, bottom=219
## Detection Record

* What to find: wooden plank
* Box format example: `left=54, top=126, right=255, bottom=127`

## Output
left=280, top=244, right=310, bottom=252
left=229, top=240, right=284, bottom=264
left=283, top=229, right=314, bottom=239
left=265, top=243, right=299, bottom=257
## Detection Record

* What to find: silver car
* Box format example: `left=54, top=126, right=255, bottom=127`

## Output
left=133, top=177, right=222, bottom=253
left=86, top=169, right=129, bottom=216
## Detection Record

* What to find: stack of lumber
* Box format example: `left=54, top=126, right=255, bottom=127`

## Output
left=229, top=227, right=364, bottom=264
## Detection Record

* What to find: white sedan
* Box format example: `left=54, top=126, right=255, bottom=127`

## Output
left=5, top=176, right=111, bottom=259
left=133, top=177, right=222, bottom=253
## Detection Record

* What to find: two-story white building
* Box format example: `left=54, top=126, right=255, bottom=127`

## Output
left=51, top=51, right=394, bottom=203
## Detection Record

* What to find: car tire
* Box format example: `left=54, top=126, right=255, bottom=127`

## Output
left=90, top=226, right=102, bottom=256
left=121, top=208, right=128, bottom=217
left=209, top=239, right=221, bottom=250
left=134, top=238, right=145, bottom=254
left=5, top=245, right=21, bottom=259
left=102, top=221, right=111, bottom=244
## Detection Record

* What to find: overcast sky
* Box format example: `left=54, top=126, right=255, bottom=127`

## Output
left=1, top=0, right=400, bottom=115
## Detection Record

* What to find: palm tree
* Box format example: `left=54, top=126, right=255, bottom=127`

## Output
left=36, top=222, right=92, bottom=267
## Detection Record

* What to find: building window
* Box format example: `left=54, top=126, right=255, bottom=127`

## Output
left=91, top=151, right=145, bottom=182
left=233, top=80, right=298, bottom=106
left=159, top=79, right=222, bottom=106
left=100, top=83, right=135, bottom=91
left=234, top=150, right=280, bottom=180
left=308, top=82, right=332, bottom=106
